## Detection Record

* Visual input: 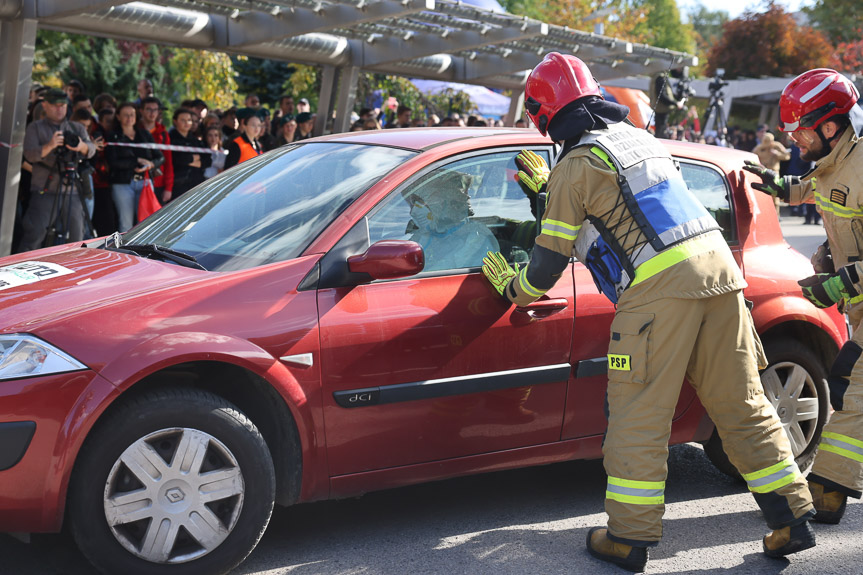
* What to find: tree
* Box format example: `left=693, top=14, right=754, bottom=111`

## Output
left=705, top=1, right=832, bottom=78
left=34, top=31, right=145, bottom=100
left=169, top=49, right=238, bottom=111
left=687, top=3, right=729, bottom=74
left=804, top=0, right=863, bottom=44
left=629, top=0, right=695, bottom=53
left=830, top=34, right=863, bottom=75
left=231, top=56, right=296, bottom=107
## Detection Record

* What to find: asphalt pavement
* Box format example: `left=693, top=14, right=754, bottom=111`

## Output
left=2, top=213, right=859, bottom=575
left=779, top=211, right=826, bottom=260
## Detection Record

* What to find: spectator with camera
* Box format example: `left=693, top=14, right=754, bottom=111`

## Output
left=18, top=88, right=95, bottom=253
left=105, top=102, right=164, bottom=232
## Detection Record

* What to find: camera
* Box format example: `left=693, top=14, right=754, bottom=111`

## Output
left=56, top=130, right=81, bottom=175
left=674, top=75, right=696, bottom=102
left=708, top=68, right=730, bottom=94
left=62, top=130, right=80, bottom=149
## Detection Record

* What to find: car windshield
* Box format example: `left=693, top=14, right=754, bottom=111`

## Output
left=118, top=143, right=416, bottom=271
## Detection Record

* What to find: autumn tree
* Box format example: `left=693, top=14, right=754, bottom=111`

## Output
left=830, top=34, right=863, bottom=75
left=169, top=49, right=238, bottom=111
left=705, top=1, right=832, bottom=78
left=804, top=0, right=863, bottom=44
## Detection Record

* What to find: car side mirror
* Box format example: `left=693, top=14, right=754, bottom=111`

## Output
left=347, top=240, right=425, bottom=280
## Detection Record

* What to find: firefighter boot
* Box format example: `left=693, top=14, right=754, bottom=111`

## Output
left=586, top=527, right=648, bottom=572
left=809, top=480, right=847, bottom=524
left=762, top=521, right=816, bottom=558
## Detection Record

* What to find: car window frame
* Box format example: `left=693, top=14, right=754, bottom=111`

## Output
left=674, top=156, right=738, bottom=246
left=361, top=145, right=555, bottom=280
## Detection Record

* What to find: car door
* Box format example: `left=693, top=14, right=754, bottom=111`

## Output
left=317, top=148, right=575, bottom=476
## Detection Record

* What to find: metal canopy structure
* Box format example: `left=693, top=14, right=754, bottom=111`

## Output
left=0, top=0, right=696, bottom=256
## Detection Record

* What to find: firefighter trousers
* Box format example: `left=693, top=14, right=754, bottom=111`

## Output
left=808, top=314, right=863, bottom=499
left=602, top=290, right=814, bottom=544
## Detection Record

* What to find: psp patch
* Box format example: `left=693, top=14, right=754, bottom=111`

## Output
left=608, top=354, right=632, bottom=371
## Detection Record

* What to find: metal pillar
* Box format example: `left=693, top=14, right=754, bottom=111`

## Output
left=315, top=65, right=337, bottom=137
left=0, top=18, right=37, bottom=256
left=333, top=66, right=360, bottom=134
left=505, top=90, right=523, bottom=127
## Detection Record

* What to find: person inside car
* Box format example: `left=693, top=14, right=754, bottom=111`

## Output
left=406, top=170, right=498, bottom=272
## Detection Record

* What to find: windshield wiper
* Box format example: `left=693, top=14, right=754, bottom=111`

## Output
left=111, top=243, right=207, bottom=271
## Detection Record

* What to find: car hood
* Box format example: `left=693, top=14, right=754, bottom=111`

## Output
left=0, top=246, right=211, bottom=333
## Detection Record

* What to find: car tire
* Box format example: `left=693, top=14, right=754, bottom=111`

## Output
left=68, top=388, right=276, bottom=575
left=703, top=337, right=830, bottom=479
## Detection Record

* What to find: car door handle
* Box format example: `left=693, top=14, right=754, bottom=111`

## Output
left=515, top=298, right=568, bottom=317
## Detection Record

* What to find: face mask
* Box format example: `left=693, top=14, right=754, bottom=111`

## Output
left=410, top=202, right=434, bottom=232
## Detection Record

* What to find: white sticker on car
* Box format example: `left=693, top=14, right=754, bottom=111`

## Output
left=0, top=261, right=74, bottom=291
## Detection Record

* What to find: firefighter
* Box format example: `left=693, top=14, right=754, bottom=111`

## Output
left=743, top=68, right=863, bottom=526
left=482, top=53, right=815, bottom=571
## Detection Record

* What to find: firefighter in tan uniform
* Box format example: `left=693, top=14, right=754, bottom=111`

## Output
left=483, top=53, right=815, bottom=572
left=744, top=68, right=863, bottom=526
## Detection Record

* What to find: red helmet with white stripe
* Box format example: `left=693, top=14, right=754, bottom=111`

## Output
left=779, top=68, right=859, bottom=133
left=524, top=52, right=602, bottom=136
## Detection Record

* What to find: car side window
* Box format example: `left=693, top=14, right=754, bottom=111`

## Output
left=366, top=150, right=548, bottom=273
left=678, top=160, right=736, bottom=243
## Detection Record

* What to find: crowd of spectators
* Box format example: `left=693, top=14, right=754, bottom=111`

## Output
left=16, top=78, right=341, bottom=251
left=19, top=75, right=810, bottom=254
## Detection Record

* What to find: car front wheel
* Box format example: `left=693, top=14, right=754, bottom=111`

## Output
left=704, top=337, right=830, bottom=478
left=68, top=388, right=275, bottom=575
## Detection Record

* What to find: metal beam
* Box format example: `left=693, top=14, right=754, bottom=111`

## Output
left=357, top=19, right=547, bottom=67
left=226, top=0, right=435, bottom=47
left=316, top=64, right=337, bottom=136
left=0, top=18, right=36, bottom=256
left=462, top=51, right=537, bottom=82
left=24, top=0, right=130, bottom=20
left=334, top=65, right=359, bottom=133
left=504, top=89, right=523, bottom=127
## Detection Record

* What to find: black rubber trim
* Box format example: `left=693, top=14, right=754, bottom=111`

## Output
left=575, top=357, right=608, bottom=378
left=334, top=364, right=571, bottom=408
left=0, top=421, right=36, bottom=471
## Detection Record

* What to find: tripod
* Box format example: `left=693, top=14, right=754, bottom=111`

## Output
left=44, top=158, right=96, bottom=247
left=703, top=83, right=729, bottom=147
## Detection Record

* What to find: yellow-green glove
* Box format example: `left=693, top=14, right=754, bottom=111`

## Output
left=798, top=265, right=859, bottom=308
left=515, top=150, right=550, bottom=196
left=482, top=251, right=518, bottom=297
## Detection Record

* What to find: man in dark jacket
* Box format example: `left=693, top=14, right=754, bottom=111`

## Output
left=168, top=107, right=211, bottom=200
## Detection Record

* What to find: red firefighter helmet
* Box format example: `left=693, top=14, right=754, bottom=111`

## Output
left=524, top=52, right=602, bottom=136
left=779, top=68, right=859, bottom=133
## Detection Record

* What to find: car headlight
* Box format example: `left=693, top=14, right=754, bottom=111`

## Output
left=0, top=334, right=87, bottom=380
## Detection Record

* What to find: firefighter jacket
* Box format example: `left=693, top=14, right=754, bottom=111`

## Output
left=503, top=122, right=746, bottom=307
left=787, top=122, right=863, bottom=325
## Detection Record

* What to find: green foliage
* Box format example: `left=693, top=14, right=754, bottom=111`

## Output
left=804, top=0, right=863, bottom=44
left=231, top=56, right=296, bottom=107
left=685, top=3, right=729, bottom=74
left=168, top=49, right=238, bottom=111
left=34, top=31, right=141, bottom=101
left=631, top=0, right=696, bottom=53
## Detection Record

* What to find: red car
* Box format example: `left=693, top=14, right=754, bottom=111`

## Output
left=0, top=129, right=846, bottom=574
